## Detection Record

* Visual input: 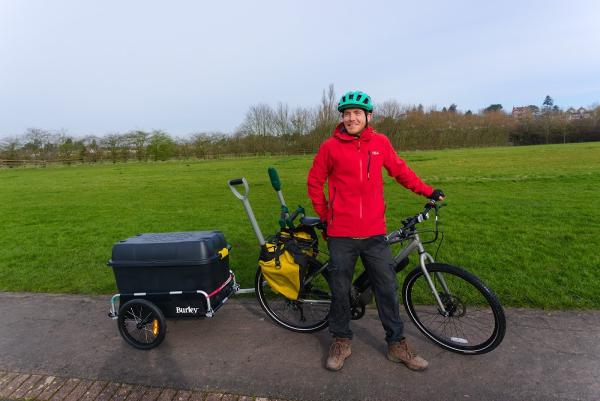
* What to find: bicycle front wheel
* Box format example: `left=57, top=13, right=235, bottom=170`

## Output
left=255, top=265, right=330, bottom=333
left=402, top=263, right=506, bottom=355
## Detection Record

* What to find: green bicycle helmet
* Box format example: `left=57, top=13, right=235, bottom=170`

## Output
left=337, top=90, right=373, bottom=112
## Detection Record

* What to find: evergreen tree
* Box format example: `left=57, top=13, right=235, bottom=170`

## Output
left=484, top=104, right=503, bottom=113
left=542, top=95, right=555, bottom=114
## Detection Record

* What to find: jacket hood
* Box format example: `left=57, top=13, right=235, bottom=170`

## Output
left=333, top=123, right=374, bottom=142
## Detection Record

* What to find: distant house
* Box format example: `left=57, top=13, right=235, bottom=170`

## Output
left=512, top=106, right=538, bottom=119
left=566, top=107, right=592, bottom=120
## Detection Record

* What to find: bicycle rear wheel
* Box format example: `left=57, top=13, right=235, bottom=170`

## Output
left=402, top=263, right=506, bottom=355
left=255, top=262, right=330, bottom=333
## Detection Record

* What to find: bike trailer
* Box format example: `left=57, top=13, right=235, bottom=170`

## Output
left=108, top=230, right=236, bottom=318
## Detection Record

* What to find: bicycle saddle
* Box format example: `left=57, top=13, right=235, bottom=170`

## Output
left=300, top=216, right=322, bottom=227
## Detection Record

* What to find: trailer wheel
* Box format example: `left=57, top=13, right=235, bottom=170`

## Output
left=117, top=299, right=166, bottom=350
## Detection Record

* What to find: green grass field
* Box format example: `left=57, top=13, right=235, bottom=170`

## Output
left=1, top=142, right=599, bottom=308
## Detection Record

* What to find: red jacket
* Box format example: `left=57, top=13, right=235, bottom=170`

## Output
left=307, top=123, right=434, bottom=237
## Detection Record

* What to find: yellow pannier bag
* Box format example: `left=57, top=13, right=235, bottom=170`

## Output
left=259, top=243, right=301, bottom=300
left=259, top=226, right=319, bottom=300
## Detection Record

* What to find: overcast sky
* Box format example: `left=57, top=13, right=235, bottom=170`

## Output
left=1, top=0, right=599, bottom=138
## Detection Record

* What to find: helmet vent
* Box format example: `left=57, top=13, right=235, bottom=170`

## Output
left=356, top=94, right=362, bottom=101
left=349, top=94, right=354, bottom=100
left=363, top=98, right=369, bottom=105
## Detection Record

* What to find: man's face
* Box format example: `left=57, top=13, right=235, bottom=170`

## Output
left=342, top=108, right=372, bottom=136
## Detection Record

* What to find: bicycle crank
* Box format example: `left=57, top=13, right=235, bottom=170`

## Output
left=350, top=303, right=366, bottom=320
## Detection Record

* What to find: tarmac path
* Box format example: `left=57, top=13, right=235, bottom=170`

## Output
left=1, top=292, right=599, bottom=401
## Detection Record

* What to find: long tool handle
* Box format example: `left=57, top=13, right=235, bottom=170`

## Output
left=268, top=166, right=287, bottom=208
left=228, top=177, right=266, bottom=246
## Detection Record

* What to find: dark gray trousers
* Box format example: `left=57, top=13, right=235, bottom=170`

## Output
left=326, top=236, right=404, bottom=344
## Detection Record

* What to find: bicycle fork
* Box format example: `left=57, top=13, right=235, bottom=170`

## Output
left=413, top=233, right=453, bottom=316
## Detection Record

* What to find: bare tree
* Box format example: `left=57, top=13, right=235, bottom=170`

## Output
left=102, top=133, right=122, bottom=163
left=376, top=99, right=406, bottom=120
left=0, top=136, right=21, bottom=161
left=290, top=106, right=314, bottom=135
left=190, top=133, right=209, bottom=158
left=238, top=104, right=275, bottom=136
left=125, top=130, right=150, bottom=161
left=272, top=102, right=292, bottom=136
left=22, top=128, right=51, bottom=159
left=315, top=84, right=337, bottom=127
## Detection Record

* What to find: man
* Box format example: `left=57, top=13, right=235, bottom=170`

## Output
left=307, top=90, right=445, bottom=372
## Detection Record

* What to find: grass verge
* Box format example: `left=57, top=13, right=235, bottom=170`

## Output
left=1, top=142, right=599, bottom=308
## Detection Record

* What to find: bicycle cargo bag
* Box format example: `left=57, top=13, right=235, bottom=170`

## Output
left=259, top=236, right=309, bottom=300
left=278, top=225, right=319, bottom=257
left=108, top=231, right=231, bottom=294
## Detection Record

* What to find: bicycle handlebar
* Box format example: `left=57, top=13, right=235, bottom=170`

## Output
left=386, top=200, right=445, bottom=244
left=421, top=200, right=436, bottom=217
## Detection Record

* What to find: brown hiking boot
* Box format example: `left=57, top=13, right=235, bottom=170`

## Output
left=387, top=339, right=429, bottom=371
left=326, top=338, right=352, bottom=371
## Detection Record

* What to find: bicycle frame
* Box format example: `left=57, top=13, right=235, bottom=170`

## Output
left=300, top=227, right=453, bottom=314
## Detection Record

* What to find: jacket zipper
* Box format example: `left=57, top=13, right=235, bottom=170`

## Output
left=367, top=151, right=371, bottom=180
left=358, top=140, right=363, bottom=219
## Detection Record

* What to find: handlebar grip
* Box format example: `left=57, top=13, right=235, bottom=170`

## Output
left=228, top=178, right=244, bottom=186
left=268, top=167, right=281, bottom=192
left=417, top=202, right=435, bottom=222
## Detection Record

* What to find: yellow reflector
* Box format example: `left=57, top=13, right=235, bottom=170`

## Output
left=152, top=319, right=159, bottom=336
left=218, top=247, right=229, bottom=259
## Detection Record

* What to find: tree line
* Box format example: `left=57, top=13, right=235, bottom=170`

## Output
left=1, top=86, right=599, bottom=166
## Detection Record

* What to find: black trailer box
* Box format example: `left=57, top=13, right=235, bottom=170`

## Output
left=119, top=280, right=236, bottom=318
left=108, top=231, right=231, bottom=294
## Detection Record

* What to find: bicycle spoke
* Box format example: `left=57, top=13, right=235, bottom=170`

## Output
left=141, top=311, right=152, bottom=325
left=127, top=308, right=140, bottom=324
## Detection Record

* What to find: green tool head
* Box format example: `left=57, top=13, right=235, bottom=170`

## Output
left=268, top=167, right=281, bottom=191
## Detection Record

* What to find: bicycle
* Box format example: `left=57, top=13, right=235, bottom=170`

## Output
left=231, top=168, right=506, bottom=355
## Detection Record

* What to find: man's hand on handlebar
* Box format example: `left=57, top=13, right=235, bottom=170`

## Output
left=429, top=189, right=446, bottom=201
